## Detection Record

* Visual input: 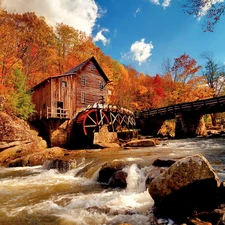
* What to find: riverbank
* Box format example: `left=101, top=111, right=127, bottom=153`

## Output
left=1, top=110, right=225, bottom=168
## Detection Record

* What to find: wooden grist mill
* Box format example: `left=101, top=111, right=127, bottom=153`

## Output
left=29, top=56, right=136, bottom=148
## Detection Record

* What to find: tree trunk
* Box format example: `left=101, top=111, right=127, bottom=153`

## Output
left=211, top=113, right=217, bottom=126
left=196, top=115, right=207, bottom=136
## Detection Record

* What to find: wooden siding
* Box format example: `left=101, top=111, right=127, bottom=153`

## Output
left=31, top=59, right=108, bottom=119
left=76, top=61, right=108, bottom=112
left=32, top=81, right=51, bottom=118
left=51, top=75, right=76, bottom=118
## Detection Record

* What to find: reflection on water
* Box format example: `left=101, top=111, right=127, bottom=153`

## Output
left=0, top=138, right=225, bottom=225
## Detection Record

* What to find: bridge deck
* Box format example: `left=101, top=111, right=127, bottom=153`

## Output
left=141, top=96, right=225, bottom=118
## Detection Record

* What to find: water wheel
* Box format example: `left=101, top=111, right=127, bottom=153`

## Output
left=76, top=109, right=109, bottom=135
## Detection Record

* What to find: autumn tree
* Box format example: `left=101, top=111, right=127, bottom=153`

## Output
left=182, top=0, right=225, bottom=32
left=172, top=54, right=201, bottom=83
left=1, top=9, right=220, bottom=120
left=201, top=52, right=225, bottom=96
left=15, top=12, right=56, bottom=87
left=1, top=68, right=34, bottom=119
left=0, top=11, right=56, bottom=88
left=54, top=23, right=80, bottom=74
left=0, top=11, right=22, bottom=85
left=130, top=73, right=150, bottom=110
left=109, top=64, right=135, bottom=108
left=201, top=52, right=225, bottom=125
left=161, top=58, right=172, bottom=75
left=161, top=54, right=213, bottom=105
left=151, top=74, right=164, bottom=108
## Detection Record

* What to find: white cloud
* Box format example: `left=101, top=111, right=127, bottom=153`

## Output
left=93, top=29, right=110, bottom=46
left=197, top=0, right=224, bottom=17
left=151, top=0, right=160, bottom=5
left=133, top=7, right=141, bottom=17
left=130, top=39, right=154, bottom=65
left=162, top=0, right=171, bottom=8
left=150, top=0, right=171, bottom=8
left=2, top=0, right=101, bottom=36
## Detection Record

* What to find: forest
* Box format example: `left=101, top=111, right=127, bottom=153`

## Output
left=0, top=9, right=225, bottom=120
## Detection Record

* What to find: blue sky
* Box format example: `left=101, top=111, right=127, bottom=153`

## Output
left=3, top=0, right=225, bottom=75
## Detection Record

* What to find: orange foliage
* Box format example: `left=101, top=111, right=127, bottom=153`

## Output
left=0, top=10, right=215, bottom=114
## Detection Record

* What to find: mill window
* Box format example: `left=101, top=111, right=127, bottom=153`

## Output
left=62, top=81, right=67, bottom=88
left=90, top=64, right=95, bottom=71
left=81, top=76, right=86, bottom=86
left=100, top=80, right=104, bottom=90
left=81, top=92, right=86, bottom=103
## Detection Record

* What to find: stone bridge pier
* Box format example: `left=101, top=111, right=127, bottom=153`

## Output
left=139, top=112, right=204, bottom=138
left=175, top=112, right=203, bottom=138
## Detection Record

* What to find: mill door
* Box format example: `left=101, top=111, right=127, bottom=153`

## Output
left=57, top=101, right=63, bottom=117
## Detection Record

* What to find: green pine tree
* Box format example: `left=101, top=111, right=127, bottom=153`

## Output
left=12, top=68, right=35, bottom=120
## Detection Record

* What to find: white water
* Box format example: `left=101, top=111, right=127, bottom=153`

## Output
left=0, top=165, right=155, bottom=225
left=0, top=138, right=225, bottom=225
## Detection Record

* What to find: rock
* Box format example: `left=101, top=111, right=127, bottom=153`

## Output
left=146, top=166, right=167, bottom=189
left=93, top=125, right=119, bottom=148
left=148, top=154, right=220, bottom=222
left=157, top=120, right=175, bottom=138
left=196, top=116, right=207, bottom=137
left=8, top=147, right=65, bottom=167
left=108, top=170, right=127, bottom=188
left=154, top=139, right=160, bottom=145
left=146, top=159, right=176, bottom=190
left=138, top=136, right=160, bottom=145
left=218, top=181, right=225, bottom=204
left=0, top=112, right=47, bottom=167
left=86, top=206, right=111, bottom=214
left=97, top=161, right=127, bottom=184
left=188, top=218, right=212, bottom=225
left=43, top=158, right=75, bottom=173
left=197, top=208, right=225, bottom=225
left=152, top=158, right=176, bottom=167
left=118, top=224, right=132, bottom=225
left=124, top=139, right=156, bottom=148
left=124, top=146, right=132, bottom=150
left=95, top=142, right=121, bottom=148
left=138, top=136, right=151, bottom=139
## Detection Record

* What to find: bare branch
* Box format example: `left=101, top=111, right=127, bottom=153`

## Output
left=182, top=0, right=225, bottom=32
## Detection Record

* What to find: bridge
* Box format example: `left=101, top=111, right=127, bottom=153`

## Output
left=139, top=96, right=225, bottom=138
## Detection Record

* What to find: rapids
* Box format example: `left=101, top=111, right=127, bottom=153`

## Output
left=0, top=137, right=225, bottom=225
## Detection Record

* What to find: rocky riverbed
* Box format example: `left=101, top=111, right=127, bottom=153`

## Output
left=1, top=112, right=225, bottom=224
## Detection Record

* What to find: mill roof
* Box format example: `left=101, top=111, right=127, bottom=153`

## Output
left=31, top=56, right=109, bottom=90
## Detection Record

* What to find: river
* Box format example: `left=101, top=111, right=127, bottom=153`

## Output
left=0, top=137, right=225, bottom=225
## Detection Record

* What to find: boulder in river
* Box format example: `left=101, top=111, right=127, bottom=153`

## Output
left=108, top=170, right=128, bottom=188
left=124, top=139, right=156, bottom=148
left=97, top=161, right=128, bottom=186
left=196, top=207, right=225, bottom=225
left=43, top=158, right=77, bottom=173
left=93, top=124, right=120, bottom=148
left=8, top=147, right=66, bottom=167
left=148, top=154, right=220, bottom=223
left=152, top=158, right=176, bottom=167
left=146, top=158, right=176, bottom=189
